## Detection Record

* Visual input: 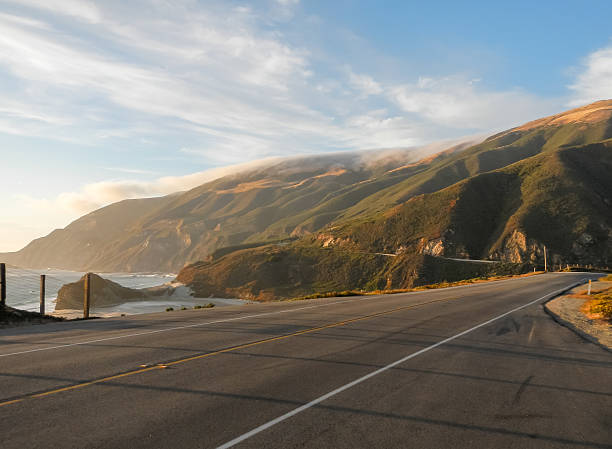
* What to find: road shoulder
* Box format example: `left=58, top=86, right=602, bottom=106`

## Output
left=544, top=280, right=612, bottom=351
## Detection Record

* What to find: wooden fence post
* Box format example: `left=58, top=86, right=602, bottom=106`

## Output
left=40, top=274, right=46, bottom=315
left=0, top=263, right=6, bottom=308
left=84, top=272, right=91, bottom=319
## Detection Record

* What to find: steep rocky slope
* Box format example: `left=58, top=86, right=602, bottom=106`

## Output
left=1, top=144, right=473, bottom=272
left=176, top=245, right=525, bottom=301
left=2, top=100, right=612, bottom=278
left=330, top=140, right=612, bottom=267
left=175, top=101, right=612, bottom=299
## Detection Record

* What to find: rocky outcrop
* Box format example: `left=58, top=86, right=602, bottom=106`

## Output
left=497, top=230, right=539, bottom=263
left=55, top=273, right=149, bottom=310
left=4, top=101, right=611, bottom=274
left=421, top=238, right=444, bottom=256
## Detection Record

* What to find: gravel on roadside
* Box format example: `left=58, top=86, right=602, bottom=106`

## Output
left=545, top=280, right=612, bottom=351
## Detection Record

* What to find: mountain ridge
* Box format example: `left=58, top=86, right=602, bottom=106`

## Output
left=2, top=100, right=611, bottom=281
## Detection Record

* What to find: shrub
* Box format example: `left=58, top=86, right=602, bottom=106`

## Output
left=590, top=299, right=612, bottom=319
left=590, top=288, right=612, bottom=319
left=194, top=303, right=215, bottom=309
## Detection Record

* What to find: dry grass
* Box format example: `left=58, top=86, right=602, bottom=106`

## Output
left=515, top=100, right=612, bottom=131
left=588, top=287, right=612, bottom=320
left=0, top=306, right=64, bottom=327
left=289, top=271, right=544, bottom=301
left=215, top=179, right=286, bottom=194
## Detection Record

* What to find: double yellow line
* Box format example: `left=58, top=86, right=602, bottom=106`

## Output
left=0, top=295, right=457, bottom=408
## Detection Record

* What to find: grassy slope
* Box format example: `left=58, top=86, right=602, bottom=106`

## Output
left=177, top=242, right=524, bottom=300
left=5, top=101, right=612, bottom=274
left=73, top=115, right=612, bottom=272
left=332, top=140, right=612, bottom=266
left=177, top=133, right=612, bottom=300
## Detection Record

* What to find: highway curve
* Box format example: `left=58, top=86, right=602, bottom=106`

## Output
left=0, top=272, right=610, bottom=448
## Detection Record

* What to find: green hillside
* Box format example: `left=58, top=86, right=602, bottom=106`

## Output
left=175, top=101, right=612, bottom=299
left=2, top=100, right=611, bottom=279
left=0, top=144, right=471, bottom=272
left=330, top=140, right=612, bottom=266
left=176, top=242, right=525, bottom=300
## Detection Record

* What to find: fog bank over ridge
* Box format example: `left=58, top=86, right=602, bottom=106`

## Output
left=3, top=99, right=611, bottom=273
left=60, top=134, right=485, bottom=216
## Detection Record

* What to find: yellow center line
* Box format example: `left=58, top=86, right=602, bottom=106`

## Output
left=0, top=295, right=457, bottom=408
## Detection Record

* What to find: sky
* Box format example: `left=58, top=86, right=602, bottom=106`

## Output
left=1, top=0, right=612, bottom=252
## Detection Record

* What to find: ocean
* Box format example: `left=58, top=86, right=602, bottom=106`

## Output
left=4, top=267, right=175, bottom=314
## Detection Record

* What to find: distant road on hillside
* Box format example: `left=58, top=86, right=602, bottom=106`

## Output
left=1, top=273, right=610, bottom=448
left=443, top=256, right=500, bottom=263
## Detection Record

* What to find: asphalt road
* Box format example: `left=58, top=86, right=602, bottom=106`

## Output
left=1, top=272, right=610, bottom=448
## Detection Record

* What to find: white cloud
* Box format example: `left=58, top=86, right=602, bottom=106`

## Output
left=32, top=135, right=483, bottom=219
left=37, top=132, right=488, bottom=221
left=389, top=76, right=556, bottom=130
left=568, top=44, right=612, bottom=106
left=6, top=0, right=101, bottom=23
left=272, top=0, right=300, bottom=20
left=0, top=1, right=585, bottom=252
left=0, top=5, right=325, bottom=153
left=50, top=158, right=285, bottom=214
left=0, top=2, right=558, bottom=163
left=103, top=167, right=159, bottom=175
left=347, top=69, right=383, bottom=96
left=0, top=99, right=72, bottom=126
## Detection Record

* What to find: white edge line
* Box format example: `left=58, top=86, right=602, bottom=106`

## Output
left=215, top=281, right=583, bottom=449
left=0, top=273, right=579, bottom=358
left=0, top=297, right=374, bottom=358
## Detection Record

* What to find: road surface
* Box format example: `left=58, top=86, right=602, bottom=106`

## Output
left=0, top=272, right=610, bottom=448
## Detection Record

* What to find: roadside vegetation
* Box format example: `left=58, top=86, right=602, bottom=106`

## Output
left=178, top=243, right=530, bottom=301
left=194, top=303, right=215, bottom=309
left=165, top=303, right=215, bottom=311
left=589, top=287, right=612, bottom=319
left=290, top=271, right=544, bottom=301
left=0, top=306, right=64, bottom=327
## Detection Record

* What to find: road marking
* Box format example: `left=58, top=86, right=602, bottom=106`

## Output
left=0, top=297, right=373, bottom=358
left=0, top=295, right=464, bottom=409
left=0, top=271, right=560, bottom=358
left=215, top=282, right=581, bottom=449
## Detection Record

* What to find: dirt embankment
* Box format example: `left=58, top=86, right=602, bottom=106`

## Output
left=0, top=306, right=64, bottom=328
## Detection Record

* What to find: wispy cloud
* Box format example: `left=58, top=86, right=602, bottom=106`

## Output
left=5, top=0, right=101, bottom=23
left=347, top=68, right=383, bottom=97
left=103, top=167, right=159, bottom=175
left=46, top=158, right=285, bottom=214
left=32, top=135, right=486, bottom=219
left=0, top=1, right=558, bottom=161
left=568, top=43, right=612, bottom=106
left=389, top=76, right=556, bottom=130
left=0, top=0, right=602, bottom=252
